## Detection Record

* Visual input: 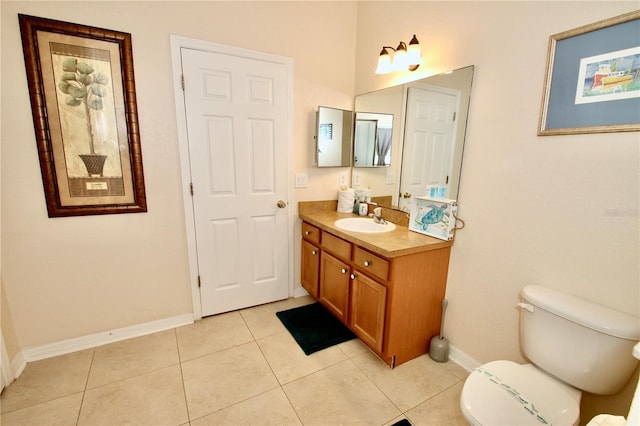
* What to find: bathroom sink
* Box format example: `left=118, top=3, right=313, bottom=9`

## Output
left=334, top=218, right=396, bottom=233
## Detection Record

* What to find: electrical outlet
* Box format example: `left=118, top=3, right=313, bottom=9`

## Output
left=339, top=172, right=347, bottom=187
left=353, top=172, right=360, bottom=186
left=295, top=173, right=308, bottom=188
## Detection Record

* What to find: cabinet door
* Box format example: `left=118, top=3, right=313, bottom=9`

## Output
left=350, top=272, right=387, bottom=352
left=319, top=252, right=350, bottom=324
left=301, top=240, right=320, bottom=299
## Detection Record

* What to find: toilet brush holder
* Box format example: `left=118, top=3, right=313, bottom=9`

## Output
left=429, top=299, right=450, bottom=362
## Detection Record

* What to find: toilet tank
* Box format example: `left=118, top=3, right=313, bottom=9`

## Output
left=519, top=285, right=639, bottom=395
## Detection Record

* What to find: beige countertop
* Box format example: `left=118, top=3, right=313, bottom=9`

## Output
left=299, top=209, right=453, bottom=258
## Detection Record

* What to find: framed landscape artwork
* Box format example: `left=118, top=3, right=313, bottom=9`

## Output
left=539, top=10, right=640, bottom=135
left=19, top=14, right=147, bottom=217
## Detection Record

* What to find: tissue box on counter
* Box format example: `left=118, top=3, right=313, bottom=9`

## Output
left=337, top=188, right=355, bottom=213
left=408, top=197, right=457, bottom=241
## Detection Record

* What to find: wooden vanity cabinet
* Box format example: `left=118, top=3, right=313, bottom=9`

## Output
left=319, top=228, right=389, bottom=357
left=318, top=232, right=352, bottom=323
left=319, top=252, right=351, bottom=323
left=300, top=222, right=321, bottom=298
left=301, top=220, right=451, bottom=368
left=350, top=272, right=386, bottom=352
left=301, top=240, right=320, bottom=299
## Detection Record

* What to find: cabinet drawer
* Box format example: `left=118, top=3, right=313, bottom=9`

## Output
left=353, top=247, right=389, bottom=281
left=301, top=222, right=320, bottom=245
left=321, top=232, right=352, bottom=261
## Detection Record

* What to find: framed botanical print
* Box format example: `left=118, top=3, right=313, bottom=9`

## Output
left=19, top=14, right=147, bottom=217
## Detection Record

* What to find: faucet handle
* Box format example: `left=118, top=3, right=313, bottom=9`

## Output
left=373, top=207, right=382, bottom=217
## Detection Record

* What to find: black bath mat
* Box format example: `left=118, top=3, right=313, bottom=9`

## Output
left=276, top=303, right=356, bottom=355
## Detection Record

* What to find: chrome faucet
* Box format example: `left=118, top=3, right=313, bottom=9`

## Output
left=370, top=207, right=387, bottom=225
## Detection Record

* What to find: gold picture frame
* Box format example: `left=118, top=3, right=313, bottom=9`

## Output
left=19, top=14, right=147, bottom=217
left=538, top=10, right=640, bottom=136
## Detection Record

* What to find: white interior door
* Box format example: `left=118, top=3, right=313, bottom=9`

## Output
left=180, top=47, right=290, bottom=317
left=399, top=87, right=456, bottom=211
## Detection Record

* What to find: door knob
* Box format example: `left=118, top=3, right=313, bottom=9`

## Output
left=403, top=192, right=412, bottom=199
left=277, top=200, right=287, bottom=208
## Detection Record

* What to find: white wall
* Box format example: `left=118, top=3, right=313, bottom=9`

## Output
left=355, top=1, right=639, bottom=418
left=1, top=1, right=358, bottom=352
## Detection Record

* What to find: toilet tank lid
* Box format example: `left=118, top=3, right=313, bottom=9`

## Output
left=521, top=285, right=640, bottom=340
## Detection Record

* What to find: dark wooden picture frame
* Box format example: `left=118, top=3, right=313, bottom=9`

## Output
left=538, top=10, right=640, bottom=136
left=19, top=14, right=147, bottom=217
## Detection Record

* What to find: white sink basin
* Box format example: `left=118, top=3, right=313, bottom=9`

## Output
left=334, top=217, right=396, bottom=233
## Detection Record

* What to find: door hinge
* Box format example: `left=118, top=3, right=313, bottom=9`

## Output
left=391, top=355, right=396, bottom=368
left=446, top=175, right=449, bottom=184
left=453, top=111, right=457, bottom=121
left=181, top=75, right=185, bottom=91
left=190, top=183, right=194, bottom=196
left=197, top=275, right=201, bottom=288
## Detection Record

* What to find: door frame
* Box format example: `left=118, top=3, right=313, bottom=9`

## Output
left=170, top=35, right=294, bottom=320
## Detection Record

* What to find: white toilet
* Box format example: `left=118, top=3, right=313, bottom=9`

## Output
left=460, top=285, right=640, bottom=426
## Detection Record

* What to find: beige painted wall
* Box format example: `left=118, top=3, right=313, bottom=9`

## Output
left=1, top=1, right=357, bottom=350
left=355, top=1, right=639, bottom=419
left=2, top=0, right=638, bottom=419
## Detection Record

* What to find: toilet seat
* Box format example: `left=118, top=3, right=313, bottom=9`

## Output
left=461, top=360, right=581, bottom=426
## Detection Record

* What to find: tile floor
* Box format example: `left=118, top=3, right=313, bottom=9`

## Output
left=0, top=296, right=469, bottom=425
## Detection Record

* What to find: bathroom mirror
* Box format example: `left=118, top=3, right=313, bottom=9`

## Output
left=353, top=112, right=394, bottom=167
left=353, top=65, right=474, bottom=211
left=316, top=106, right=353, bottom=167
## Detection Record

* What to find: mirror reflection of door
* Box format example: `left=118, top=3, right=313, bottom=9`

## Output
left=398, top=87, right=458, bottom=212
left=354, top=119, right=377, bottom=166
left=353, top=66, right=474, bottom=211
left=353, top=112, right=393, bottom=168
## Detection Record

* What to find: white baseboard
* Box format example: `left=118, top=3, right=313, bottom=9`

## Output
left=448, top=343, right=482, bottom=372
left=20, top=314, right=194, bottom=364
left=11, top=351, right=27, bottom=383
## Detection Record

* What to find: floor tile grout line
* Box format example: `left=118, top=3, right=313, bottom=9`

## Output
left=347, top=351, right=405, bottom=422
left=75, top=349, right=95, bottom=426
left=279, top=383, right=305, bottom=425
left=346, top=351, right=467, bottom=421
left=0, top=351, right=97, bottom=417
left=242, top=303, right=350, bottom=425
left=173, top=328, right=193, bottom=425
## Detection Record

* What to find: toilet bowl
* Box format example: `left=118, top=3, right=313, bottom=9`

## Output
left=460, top=286, right=640, bottom=426
left=460, top=360, right=581, bottom=426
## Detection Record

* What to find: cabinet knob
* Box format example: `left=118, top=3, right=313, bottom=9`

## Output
left=350, top=274, right=355, bottom=279
left=312, top=250, right=317, bottom=255
left=341, top=268, right=347, bottom=274
left=305, top=231, right=311, bottom=235
left=364, top=261, right=371, bottom=267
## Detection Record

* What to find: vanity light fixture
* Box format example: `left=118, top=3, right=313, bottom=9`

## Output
left=375, top=34, right=422, bottom=74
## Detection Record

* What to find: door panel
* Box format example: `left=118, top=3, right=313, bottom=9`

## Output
left=181, top=47, right=289, bottom=316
